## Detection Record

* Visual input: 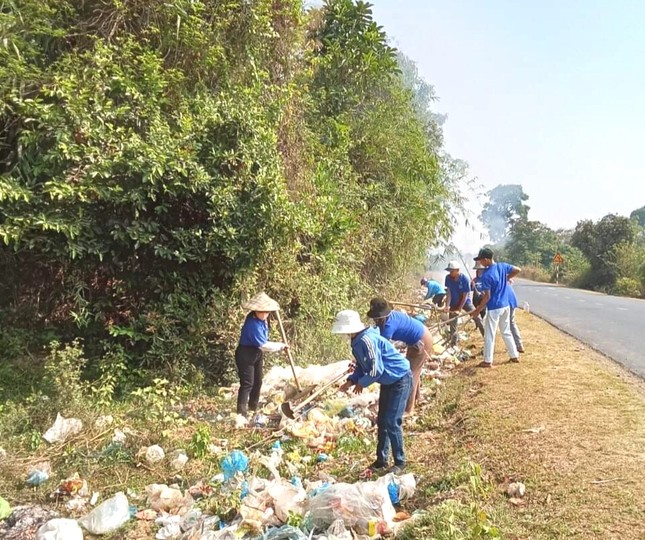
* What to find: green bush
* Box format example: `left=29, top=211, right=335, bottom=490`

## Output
left=612, top=277, right=642, bottom=298
left=0, top=0, right=460, bottom=383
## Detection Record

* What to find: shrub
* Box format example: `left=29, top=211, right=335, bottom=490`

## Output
left=612, top=277, right=642, bottom=298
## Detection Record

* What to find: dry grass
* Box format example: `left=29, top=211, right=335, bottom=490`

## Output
left=407, top=310, right=645, bottom=539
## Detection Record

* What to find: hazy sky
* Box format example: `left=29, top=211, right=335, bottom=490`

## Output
left=369, top=0, right=645, bottom=251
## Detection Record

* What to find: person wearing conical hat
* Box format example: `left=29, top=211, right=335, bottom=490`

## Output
left=236, top=293, right=288, bottom=417
left=332, top=310, right=412, bottom=475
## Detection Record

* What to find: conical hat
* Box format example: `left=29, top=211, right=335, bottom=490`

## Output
left=242, top=292, right=280, bottom=312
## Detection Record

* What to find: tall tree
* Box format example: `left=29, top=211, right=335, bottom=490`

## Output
left=571, top=214, right=636, bottom=289
left=630, top=205, right=645, bottom=227
left=479, top=184, right=530, bottom=243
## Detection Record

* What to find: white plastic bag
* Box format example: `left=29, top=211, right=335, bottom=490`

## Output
left=145, top=445, right=166, bottom=464
left=307, top=480, right=395, bottom=534
left=78, top=492, right=130, bottom=535
left=43, top=413, right=83, bottom=444
left=266, top=479, right=306, bottom=522
left=36, top=518, right=84, bottom=540
left=170, top=450, right=189, bottom=471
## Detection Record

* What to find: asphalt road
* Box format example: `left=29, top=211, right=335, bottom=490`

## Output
left=513, top=279, right=645, bottom=378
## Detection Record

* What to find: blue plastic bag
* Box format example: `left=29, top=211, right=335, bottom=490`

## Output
left=261, top=525, right=307, bottom=540
left=220, top=450, right=249, bottom=481
left=26, top=469, right=49, bottom=486
left=387, top=479, right=400, bottom=505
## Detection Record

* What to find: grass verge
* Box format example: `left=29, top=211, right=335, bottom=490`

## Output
left=402, top=310, right=645, bottom=539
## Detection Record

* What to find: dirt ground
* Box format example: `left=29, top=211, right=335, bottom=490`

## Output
left=407, top=309, right=645, bottom=539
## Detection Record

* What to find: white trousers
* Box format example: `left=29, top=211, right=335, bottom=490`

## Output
left=484, top=306, right=519, bottom=364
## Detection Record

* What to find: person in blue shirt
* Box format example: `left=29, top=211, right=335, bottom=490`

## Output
left=469, top=248, right=521, bottom=367
left=236, top=293, right=288, bottom=417
left=507, top=282, right=525, bottom=353
left=333, top=309, right=412, bottom=475
left=471, top=262, right=488, bottom=319
left=420, top=277, right=446, bottom=307
left=444, top=261, right=484, bottom=346
left=367, top=298, right=433, bottom=415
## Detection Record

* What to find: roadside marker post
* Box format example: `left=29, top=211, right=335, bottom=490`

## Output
left=553, top=252, right=564, bottom=284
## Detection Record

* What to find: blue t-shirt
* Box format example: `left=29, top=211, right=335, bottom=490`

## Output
left=479, top=262, right=515, bottom=310
left=473, top=276, right=484, bottom=294
left=379, top=310, right=425, bottom=345
left=239, top=313, right=269, bottom=347
left=348, top=327, right=411, bottom=388
left=508, top=284, right=518, bottom=309
left=445, top=273, right=471, bottom=309
left=424, top=280, right=444, bottom=299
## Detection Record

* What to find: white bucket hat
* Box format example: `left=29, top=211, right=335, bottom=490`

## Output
left=242, top=292, right=280, bottom=312
left=445, top=260, right=460, bottom=271
left=331, top=310, right=365, bottom=334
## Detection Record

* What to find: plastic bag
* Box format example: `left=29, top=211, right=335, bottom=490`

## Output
left=78, top=492, right=130, bottom=535
left=145, top=484, right=193, bottom=514
left=26, top=467, right=50, bottom=486
left=0, top=496, right=11, bottom=519
left=266, top=479, right=306, bottom=522
left=145, top=445, right=166, bottom=464
left=36, top=518, right=84, bottom=540
left=376, top=473, right=416, bottom=503
left=220, top=450, right=249, bottom=481
left=307, top=480, right=395, bottom=534
left=170, top=450, right=189, bottom=472
left=326, top=519, right=352, bottom=540
left=43, top=413, right=83, bottom=444
left=261, top=525, right=307, bottom=540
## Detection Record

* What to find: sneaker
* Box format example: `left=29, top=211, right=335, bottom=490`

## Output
left=388, top=464, right=406, bottom=475
left=509, top=357, right=520, bottom=363
left=517, top=347, right=525, bottom=353
left=368, top=461, right=387, bottom=472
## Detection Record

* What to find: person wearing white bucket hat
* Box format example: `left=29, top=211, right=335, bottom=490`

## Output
left=444, top=260, right=484, bottom=345
left=235, top=293, right=288, bottom=417
left=332, top=309, right=412, bottom=475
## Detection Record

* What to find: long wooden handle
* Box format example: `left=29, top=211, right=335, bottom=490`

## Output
left=292, top=370, right=349, bottom=413
left=274, top=310, right=301, bottom=391
left=390, top=301, right=437, bottom=310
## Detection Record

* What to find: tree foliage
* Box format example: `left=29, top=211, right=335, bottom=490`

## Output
left=0, top=0, right=460, bottom=381
left=630, top=205, right=645, bottom=227
left=571, top=214, right=637, bottom=290
left=479, top=184, right=529, bottom=243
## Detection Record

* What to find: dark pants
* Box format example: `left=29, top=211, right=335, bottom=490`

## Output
left=432, top=293, right=446, bottom=307
left=376, top=371, right=412, bottom=467
left=449, top=302, right=484, bottom=345
left=235, top=346, right=264, bottom=416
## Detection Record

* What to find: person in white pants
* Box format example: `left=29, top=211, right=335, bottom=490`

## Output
left=469, top=248, right=521, bottom=367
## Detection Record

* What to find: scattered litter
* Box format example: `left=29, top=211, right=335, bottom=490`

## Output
left=169, top=450, right=189, bottom=472
left=43, top=413, right=83, bottom=444
left=0, top=447, right=7, bottom=459
left=0, top=505, right=60, bottom=539
left=590, top=477, right=623, bottom=485
left=36, top=518, right=84, bottom=540
left=221, top=450, right=249, bottom=481
left=94, top=415, right=114, bottom=429
left=0, top=496, right=11, bottom=519
left=26, top=462, right=52, bottom=487
left=521, top=426, right=545, bottom=434
left=78, top=492, right=130, bottom=535
left=234, top=414, right=249, bottom=429
left=145, top=484, right=193, bottom=514
left=507, top=482, right=526, bottom=498
left=135, top=509, right=157, bottom=521
left=143, top=445, right=166, bottom=465
left=112, top=429, right=127, bottom=444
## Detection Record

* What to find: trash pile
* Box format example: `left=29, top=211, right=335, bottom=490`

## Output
left=0, top=322, right=476, bottom=540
